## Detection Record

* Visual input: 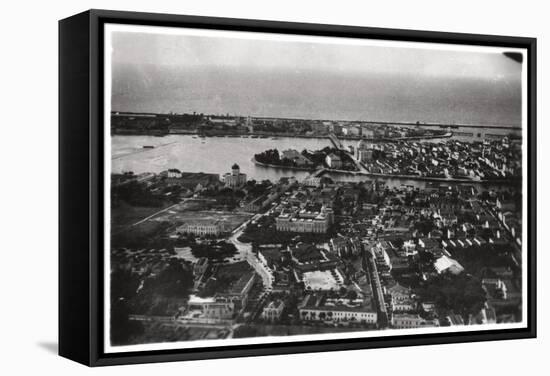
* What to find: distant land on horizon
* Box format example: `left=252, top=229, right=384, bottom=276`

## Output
left=110, top=109, right=523, bottom=130
left=111, top=65, right=522, bottom=128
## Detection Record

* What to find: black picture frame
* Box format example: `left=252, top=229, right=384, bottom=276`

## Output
left=59, top=9, right=537, bottom=367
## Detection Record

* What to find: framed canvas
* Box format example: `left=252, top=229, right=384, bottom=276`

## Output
left=59, top=9, right=537, bottom=366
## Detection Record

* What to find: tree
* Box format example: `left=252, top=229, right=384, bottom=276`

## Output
left=110, top=298, right=143, bottom=345
left=346, top=290, right=358, bottom=300
left=111, top=267, right=140, bottom=302
left=142, top=261, right=193, bottom=298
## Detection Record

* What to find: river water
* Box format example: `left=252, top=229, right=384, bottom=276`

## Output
left=111, top=132, right=520, bottom=189
left=111, top=135, right=330, bottom=182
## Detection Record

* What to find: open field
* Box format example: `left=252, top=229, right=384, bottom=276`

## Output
left=303, top=270, right=343, bottom=291
left=152, top=206, right=252, bottom=231
left=111, top=202, right=171, bottom=233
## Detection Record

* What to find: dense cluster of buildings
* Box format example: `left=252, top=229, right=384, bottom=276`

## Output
left=179, top=262, right=258, bottom=324
left=113, top=128, right=523, bottom=338
left=242, top=162, right=521, bottom=329
left=353, top=138, right=521, bottom=181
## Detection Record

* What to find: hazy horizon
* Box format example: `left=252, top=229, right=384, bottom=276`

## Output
left=109, top=28, right=524, bottom=126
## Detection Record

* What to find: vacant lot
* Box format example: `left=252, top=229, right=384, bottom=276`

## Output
left=303, top=270, right=342, bottom=291
left=111, top=202, right=170, bottom=233
left=154, top=207, right=251, bottom=232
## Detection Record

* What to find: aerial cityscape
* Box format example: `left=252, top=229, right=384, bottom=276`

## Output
left=107, top=27, right=524, bottom=347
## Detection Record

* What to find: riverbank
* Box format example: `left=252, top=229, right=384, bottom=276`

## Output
left=391, top=131, right=453, bottom=141
left=115, top=130, right=453, bottom=142
left=253, top=156, right=517, bottom=185
left=316, top=168, right=520, bottom=185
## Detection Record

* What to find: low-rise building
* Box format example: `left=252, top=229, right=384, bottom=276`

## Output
left=177, top=219, right=228, bottom=236
left=434, top=255, right=464, bottom=275
left=482, top=278, right=508, bottom=300
left=216, top=271, right=257, bottom=310
left=325, top=153, right=343, bottom=169
left=167, top=168, right=183, bottom=178
left=303, top=177, right=323, bottom=187
left=282, top=149, right=314, bottom=167
left=356, top=139, right=374, bottom=162
left=387, top=283, right=415, bottom=312
left=262, top=300, right=285, bottom=322
left=299, top=294, right=377, bottom=324
left=185, top=295, right=235, bottom=321
left=392, top=313, right=437, bottom=329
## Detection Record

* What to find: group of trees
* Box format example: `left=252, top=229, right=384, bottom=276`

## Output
left=201, top=186, right=245, bottom=209
left=190, top=241, right=238, bottom=261
left=112, top=180, right=164, bottom=208
left=111, top=221, right=172, bottom=249
left=111, top=115, right=170, bottom=134
left=415, top=273, right=486, bottom=320
left=141, top=261, right=194, bottom=298
left=450, top=244, right=516, bottom=278
left=247, top=179, right=271, bottom=193
left=254, top=149, right=301, bottom=168
left=110, top=261, right=194, bottom=345
left=110, top=267, right=143, bottom=345
left=253, top=120, right=312, bottom=134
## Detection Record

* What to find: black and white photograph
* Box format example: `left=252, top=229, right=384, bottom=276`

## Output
left=2, top=0, right=548, bottom=374
left=104, top=23, right=530, bottom=353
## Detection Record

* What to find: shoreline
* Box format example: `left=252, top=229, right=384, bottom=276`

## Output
left=317, top=169, right=520, bottom=185
left=113, top=130, right=455, bottom=142
left=112, top=111, right=522, bottom=131
left=251, top=157, right=519, bottom=185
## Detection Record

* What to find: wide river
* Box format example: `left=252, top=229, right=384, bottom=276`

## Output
left=111, top=132, right=520, bottom=189
left=112, top=135, right=329, bottom=182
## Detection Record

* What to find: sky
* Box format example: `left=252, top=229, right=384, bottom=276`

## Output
left=108, top=25, right=524, bottom=125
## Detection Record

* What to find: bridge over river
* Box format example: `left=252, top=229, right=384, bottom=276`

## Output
left=327, top=133, right=346, bottom=150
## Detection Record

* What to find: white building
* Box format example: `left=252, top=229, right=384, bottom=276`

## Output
left=177, top=219, right=227, bottom=236
left=355, top=139, right=374, bottom=162
left=184, top=295, right=235, bottom=321
left=167, top=168, right=183, bottom=178
left=325, top=153, right=342, bottom=169
left=434, top=255, right=464, bottom=275
left=392, top=313, right=437, bottom=329
left=303, top=176, right=322, bottom=187
left=262, top=300, right=285, bottom=322
left=299, top=295, right=377, bottom=324
left=387, top=283, right=415, bottom=312
left=275, top=206, right=334, bottom=233
left=222, top=163, right=247, bottom=189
